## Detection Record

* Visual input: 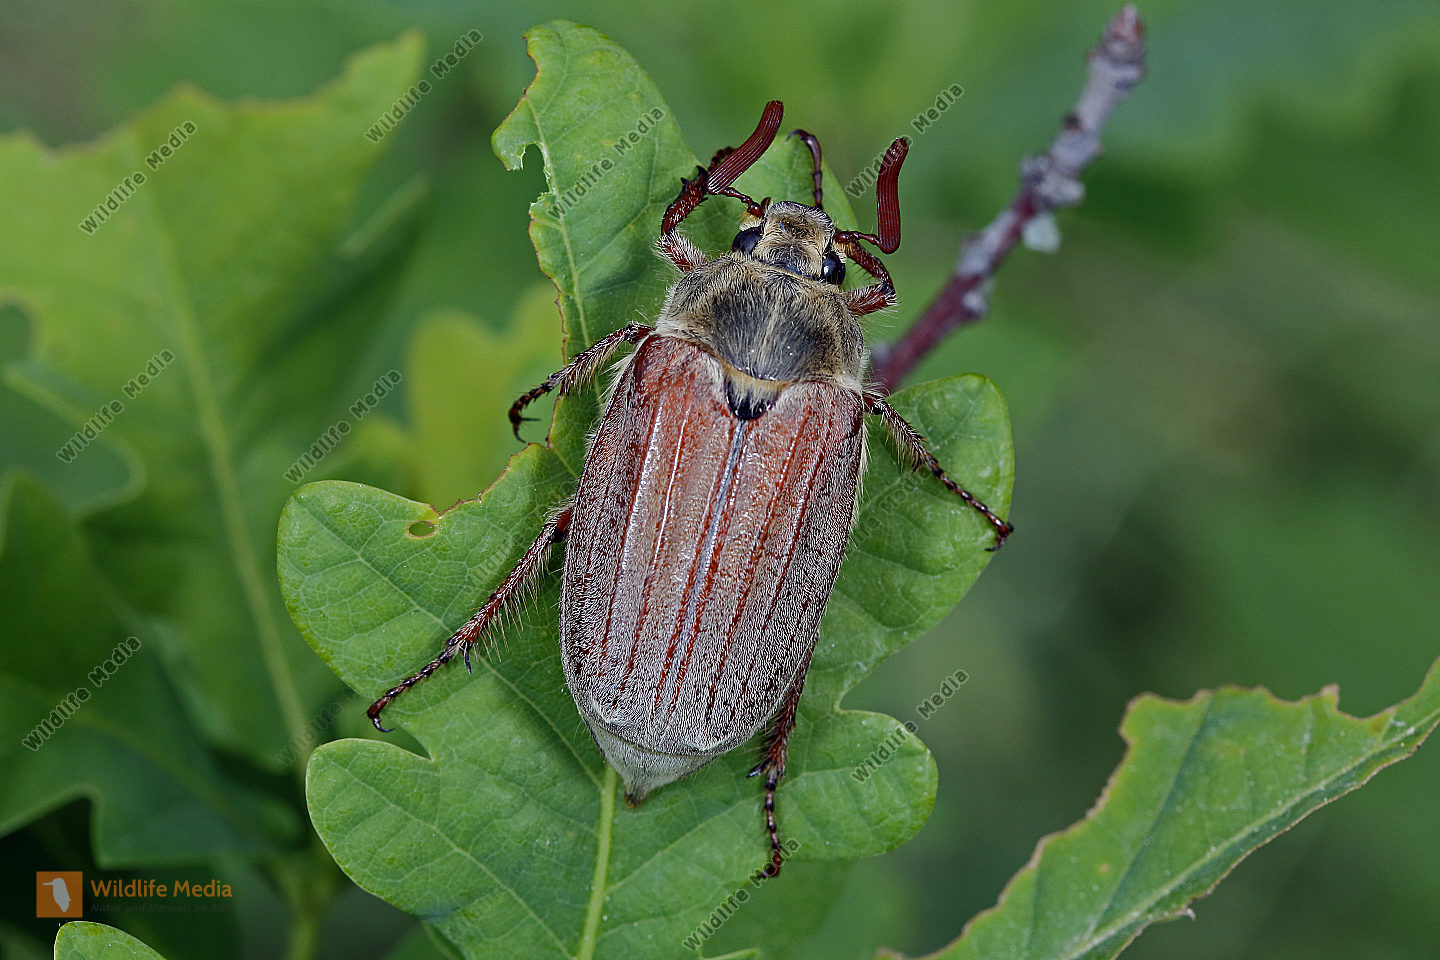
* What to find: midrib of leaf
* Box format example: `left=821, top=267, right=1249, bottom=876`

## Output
left=1043, top=699, right=1440, bottom=960
left=524, top=47, right=592, bottom=356
left=1070, top=699, right=1210, bottom=952
left=131, top=145, right=310, bottom=758
left=601, top=780, right=746, bottom=899
left=508, top=55, right=666, bottom=948
left=578, top=766, right=617, bottom=960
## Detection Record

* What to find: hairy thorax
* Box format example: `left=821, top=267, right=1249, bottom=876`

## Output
left=655, top=254, right=865, bottom=419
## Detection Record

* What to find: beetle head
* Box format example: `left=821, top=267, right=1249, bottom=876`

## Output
left=731, top=200, right=846, bottom=287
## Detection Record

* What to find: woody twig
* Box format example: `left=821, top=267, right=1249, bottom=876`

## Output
left=871, top=5, right=1147, bottom=391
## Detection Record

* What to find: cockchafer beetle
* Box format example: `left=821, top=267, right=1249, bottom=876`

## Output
left=368, top=100, right=1012, bottom=878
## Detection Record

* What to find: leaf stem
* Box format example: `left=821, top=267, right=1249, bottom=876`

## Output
left=578, top=765, right=617, bottom=960
left=285, top=905, right=320, bottom=960
left=270, top=837, right=341, bottom=960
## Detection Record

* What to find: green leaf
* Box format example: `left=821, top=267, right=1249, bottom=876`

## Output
left=0, top=33, right=425, bottom=767
left=54, top=922, right=166, bottom=960
left=492, top=20, right=863, bottom=359
left=403, top=290, right=570, bottom=508
left=279, top=20, right=1012, bottom=960
left=896, top=659, right=1440, bottom=960
left=0, top=473, right=294, bottom=863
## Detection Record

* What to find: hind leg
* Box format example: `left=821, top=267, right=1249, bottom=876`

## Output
left=747, top=650, right=811, bottom=879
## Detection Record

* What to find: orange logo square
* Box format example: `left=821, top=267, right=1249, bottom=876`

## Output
left=36, top=871, right=82, bottom=918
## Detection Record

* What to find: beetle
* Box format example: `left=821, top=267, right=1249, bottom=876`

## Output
left=367, top=100, right=1011, bottom=878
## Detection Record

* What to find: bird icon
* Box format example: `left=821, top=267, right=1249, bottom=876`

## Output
left=44, top=877, right=71, bottom=913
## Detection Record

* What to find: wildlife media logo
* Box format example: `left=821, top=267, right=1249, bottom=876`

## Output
left=35, top=870, right=235, bottom=917
left=36, top=872, right=83, bottom=918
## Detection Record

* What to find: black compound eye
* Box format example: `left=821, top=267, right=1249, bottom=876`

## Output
left=731, top=227, right=761, bottom=255
left=820, top=250, right=846, bottom=285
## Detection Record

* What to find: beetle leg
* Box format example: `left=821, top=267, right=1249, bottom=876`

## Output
left=656, top=229, right=707, bottom=273
left=836, top=238, right=898, bottom=317
left=866, top=393, right=1014, bottom=549
left=747, top=650, right=811, bottom=879
left=509, top=322, right=653, bottom=440
left=367, top=508, right=572, bottom=732
left=845, top=283, right=896, bottom=317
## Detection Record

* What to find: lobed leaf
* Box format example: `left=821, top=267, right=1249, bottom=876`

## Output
left=0, top=474, right=295, bottom=864
left=898, top=659, right=1440, bottom=960
left=0, top=33, right=425, bottom=771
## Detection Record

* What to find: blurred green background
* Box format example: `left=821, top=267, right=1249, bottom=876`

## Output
left=1, top=0, right=1437, bottom=958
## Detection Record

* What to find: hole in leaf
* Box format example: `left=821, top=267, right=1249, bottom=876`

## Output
left=407, top=520, right=437, bottom=538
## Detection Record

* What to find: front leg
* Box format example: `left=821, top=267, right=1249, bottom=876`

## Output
left=656, top=229, right=707, bottom=273
left=840, top=239, right=898, bottom=317
left=509, top=322, right=653, bottom=440
left=866, top=392, right=1013, bottom=548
